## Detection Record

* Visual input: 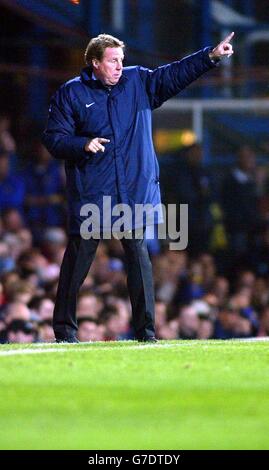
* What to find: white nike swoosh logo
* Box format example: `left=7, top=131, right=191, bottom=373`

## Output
left=86, top=102, right=95, bottom=108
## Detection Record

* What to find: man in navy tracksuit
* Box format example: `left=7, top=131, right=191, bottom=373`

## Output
left=43, top=33, right=234, bottom=343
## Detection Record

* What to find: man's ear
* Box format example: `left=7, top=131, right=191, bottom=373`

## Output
left=92, top=58, right=99, bottom=69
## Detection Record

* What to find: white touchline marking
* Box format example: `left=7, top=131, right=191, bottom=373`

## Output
left=0, top=337, right=268, bottom=357
left=0, top=344, right=173, bottom=356
left=0, top=348, right=70, bottom=356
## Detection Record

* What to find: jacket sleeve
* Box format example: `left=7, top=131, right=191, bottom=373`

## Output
left=138, top=47, right=217, bottom=109
left=42, top=85, right=89, bottom=163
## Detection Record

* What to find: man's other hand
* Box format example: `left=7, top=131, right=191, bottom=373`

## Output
left=85, top=137, right=110, bottom=153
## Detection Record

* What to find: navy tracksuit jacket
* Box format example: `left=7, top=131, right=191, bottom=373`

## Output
left=43, top=47, right=216, bottom=234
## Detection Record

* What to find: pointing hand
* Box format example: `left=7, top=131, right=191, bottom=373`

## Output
left=209, top=32, right=234, bottom=60
left=85, top=137, right=110, bottom=154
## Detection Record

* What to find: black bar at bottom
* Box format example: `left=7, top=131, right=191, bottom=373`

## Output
left=0, top=450, right=266, bottom=466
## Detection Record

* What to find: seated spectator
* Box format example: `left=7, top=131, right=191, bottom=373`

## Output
left=173, top=260, right=206, bottom=306
left=258, top=306, right=269, bottom=337
left=210, top=276, right=230, bottom=307
left=154, top=250, right=187, bottom=304
left=158, top=319, right=180, bottom=340
left=161, top=143, right=214, bottom=255
left=23, top=143, right=65, bottom=240
left=38, top=319, right=55, bottom=343
left=17, top=228, right=33, bottom=253
left=5, top=280, right=35, bottom=304
left=178, top=305, right=200, bottom=340
left=100, top=305, right=129, bottom=341
left=191, top=299, right=215, bottom=339
left=5, top=319, right=38, bottom=343
left=1, top=208, right=24, bottom=234
left=222, top=146, right=261, bottom=260
left=77, top=317, right=105, bottom=342
left=40, top=227, right=67, bottom=265
left=104, top=296, right=132, bottom=339
left=197, top=315, right=214, bottom=339
left=214, top=299, right=258, bottom=339
left=249, top=222, right=269, bottom=276
left=0, top=271, right=20, bottom=302
left=1, top=233, right=24, bottom=265
left=0, top=281, right=3, bottom=306
left=0, top=115, right=17, bottom=157
left=199, top=253, right=217, bottom=290
left=29, top=296, right=55, bottom=322
left=0, top=150, right=25, bottom=214
left=214, top=303, right=239, bottom=339
left=17, top=248, right=48, bottom=278
left=76, top=292, right=104, bottom=320
left=252, top=278, right=269, bottom=311
left=0, top=317, right=6, bottom=343
left=4, top=301, right=32, bottom=324
left=155, top=300, right=169, bottom=337
left=0, top=240, right=15, bottom=274
left=236, top=270, right=256, bottom=290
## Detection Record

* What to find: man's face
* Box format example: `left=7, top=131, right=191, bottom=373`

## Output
left=92, top=47, right=124, bottom=86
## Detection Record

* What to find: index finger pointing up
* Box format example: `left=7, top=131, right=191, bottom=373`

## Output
left=220, top=32, right=235, bottom=45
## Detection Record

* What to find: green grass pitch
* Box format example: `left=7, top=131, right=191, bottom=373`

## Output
left=0, top=339, right=269, bottom=450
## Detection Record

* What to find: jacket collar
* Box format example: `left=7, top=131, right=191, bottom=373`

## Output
left=80, top=66, right=128, bottom=93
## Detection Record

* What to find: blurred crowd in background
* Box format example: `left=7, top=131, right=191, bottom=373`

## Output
left=1, top=114, right=269, bottom=343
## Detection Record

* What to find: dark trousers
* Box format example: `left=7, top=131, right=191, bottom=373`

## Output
left=53, top=233, right=155, bottom=340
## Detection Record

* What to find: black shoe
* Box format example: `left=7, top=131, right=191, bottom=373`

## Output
left=138, top=336, right=158, bottom=343
left=55, top=337, right=80, bottom=343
